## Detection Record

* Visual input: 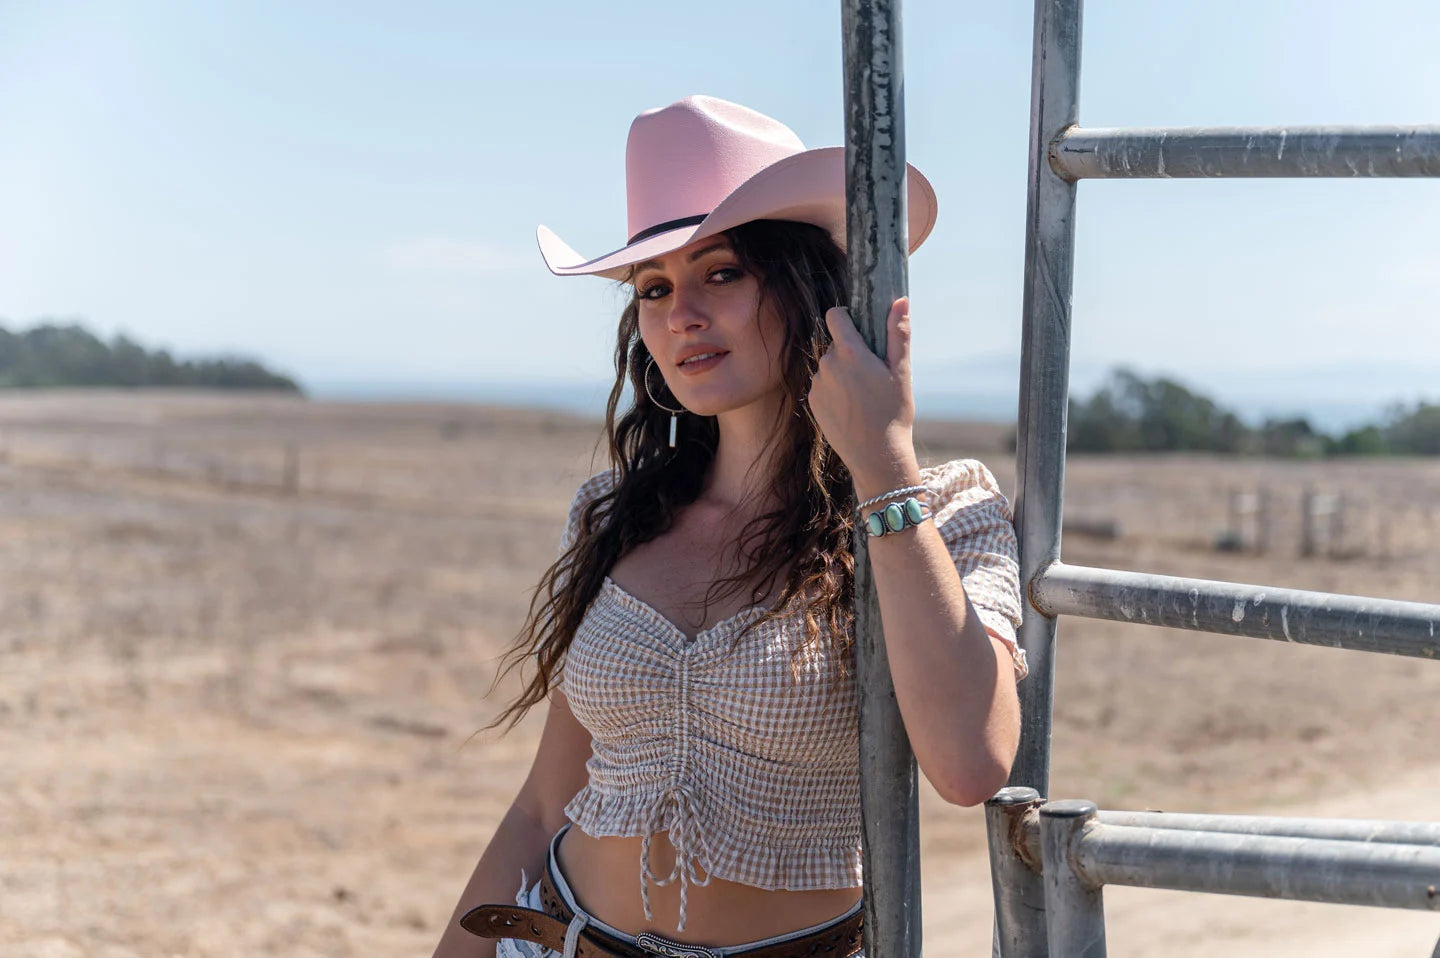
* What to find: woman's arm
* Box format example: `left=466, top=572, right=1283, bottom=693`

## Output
left=433, top=802, right=554, bottom=958
left=807, top=298, right=1022, bottom=806
left=852, top=462, right=1021, bottom=806
left=432, top=689, right=593, bottom=958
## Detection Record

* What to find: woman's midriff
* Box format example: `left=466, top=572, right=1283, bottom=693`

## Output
left=556, top=826, right=863, bottom=946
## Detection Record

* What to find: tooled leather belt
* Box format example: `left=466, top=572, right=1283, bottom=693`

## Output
left=459, top=863, right=864, bottom=958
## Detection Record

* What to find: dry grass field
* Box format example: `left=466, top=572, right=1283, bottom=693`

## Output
left=2, top=391, right=1438, bottom=957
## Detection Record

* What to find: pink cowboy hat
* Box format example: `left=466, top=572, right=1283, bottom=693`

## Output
left=537, top=95, right=938, bottom=281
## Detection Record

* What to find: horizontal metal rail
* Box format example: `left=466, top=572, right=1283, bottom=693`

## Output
left=989, top=790, right=1440, bottom=885
left=1032, top=561, right=1440, bottom=660
left=1050, top=125, right=1440, bottom=179
left=1098, top=810, right=1440, bottom=848
left=1063, top=805, right=1440, bottom=910
left=1037, top=798, right=1440, bottom=956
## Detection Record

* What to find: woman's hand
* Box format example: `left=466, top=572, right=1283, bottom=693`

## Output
left=806, top=297, right=921, bottom=498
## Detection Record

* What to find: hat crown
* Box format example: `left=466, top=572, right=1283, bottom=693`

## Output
left=624, top=96, right=805, bottom=242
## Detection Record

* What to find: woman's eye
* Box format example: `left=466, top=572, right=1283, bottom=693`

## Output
left=637, top=267, right=739, bottom=301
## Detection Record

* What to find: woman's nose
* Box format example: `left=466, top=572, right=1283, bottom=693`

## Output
left=667, top=283, right=709, bottom=332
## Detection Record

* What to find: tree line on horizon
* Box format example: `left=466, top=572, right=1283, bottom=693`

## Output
left=0, top=320, right=302, bottom=393
left=4, top=321, right=1433, bottom=455
left=1065, top=368, right=1439, bottom=457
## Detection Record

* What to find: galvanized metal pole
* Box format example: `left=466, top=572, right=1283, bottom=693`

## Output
left=1010, top=0, right=1084, bottom=799
left=1076, top=824, right=1440, bottom=909
left=1097, top=810, right=1440, bottom=847
left=841, top=2, right=919, bottom=957
left=985, top=787, right=1049, bottom=957
left=1049, top=125, right=1440, bottom=179
left=1031, top=562, right=1440, bottom=660
left=1040, top=800, right=1107, bottom=957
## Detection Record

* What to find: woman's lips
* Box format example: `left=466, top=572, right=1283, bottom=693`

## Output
left=676, top=351, right=728, bottom=375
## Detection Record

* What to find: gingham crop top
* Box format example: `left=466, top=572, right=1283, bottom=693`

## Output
left=555, top=459, right=1027, bottom=932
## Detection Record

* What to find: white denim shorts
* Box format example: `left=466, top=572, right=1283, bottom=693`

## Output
left=496, top=822, right=865, bottom=958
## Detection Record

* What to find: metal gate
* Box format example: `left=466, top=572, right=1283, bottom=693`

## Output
left=993, top=0, right=1440, bottom=954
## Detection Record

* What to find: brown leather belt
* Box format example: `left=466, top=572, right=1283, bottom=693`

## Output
left=460, top=863, right=864, bottom=958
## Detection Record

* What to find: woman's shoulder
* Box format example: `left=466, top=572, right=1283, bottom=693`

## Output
left=570, top=469, right=619, bottom=509
left=919, top=458, right=1027, bottom=678
left=558, top=469, right=619, bottom=550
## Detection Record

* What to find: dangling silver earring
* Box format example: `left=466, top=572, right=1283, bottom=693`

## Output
left=644, top=356, right=686, bottom=448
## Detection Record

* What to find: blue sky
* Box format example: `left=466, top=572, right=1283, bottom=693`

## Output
left=1, top=1, right=1436, bottom=425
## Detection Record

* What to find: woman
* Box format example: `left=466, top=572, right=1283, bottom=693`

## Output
left=434, top=95, right=1027, bottom=958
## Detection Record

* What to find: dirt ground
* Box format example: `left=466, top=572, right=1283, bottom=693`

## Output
left=1, top=391, right=1437, bottom=957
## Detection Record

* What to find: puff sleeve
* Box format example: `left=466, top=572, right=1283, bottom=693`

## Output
left=547, top=471, right=616, bottom=686
left=555, top=470, right=617, bottom=582
left=921, top=459, right=1028, bottom=681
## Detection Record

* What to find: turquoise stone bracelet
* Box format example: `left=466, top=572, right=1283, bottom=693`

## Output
left=863, top=496, right=930, bottom=538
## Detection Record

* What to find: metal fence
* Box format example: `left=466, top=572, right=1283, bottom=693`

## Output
left=842, top=2, right=922, bottom=956
left=996, top=0, right=1440, bottom=953
left=988, top=788, right=1440, bottom=957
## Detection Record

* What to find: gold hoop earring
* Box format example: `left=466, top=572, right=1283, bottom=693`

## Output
left=644, top=356, right=685, bottom=448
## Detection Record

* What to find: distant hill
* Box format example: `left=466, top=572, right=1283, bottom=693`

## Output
left=0, top=321, right=301, bottom=393
left=1065, top=368, right=1439, bottom=457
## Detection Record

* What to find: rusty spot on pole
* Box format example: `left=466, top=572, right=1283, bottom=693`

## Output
left=1009, top=801, right=1045, bottom=872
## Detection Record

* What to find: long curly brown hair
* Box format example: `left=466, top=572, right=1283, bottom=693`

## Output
left=482, top=219, right=857, bottom=735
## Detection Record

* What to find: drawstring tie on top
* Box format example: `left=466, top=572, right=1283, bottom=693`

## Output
left=639, top=782, right=714, bottom=932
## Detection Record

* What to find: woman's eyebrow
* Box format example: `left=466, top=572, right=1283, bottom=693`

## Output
left=633, top=242, right=734, bottom=276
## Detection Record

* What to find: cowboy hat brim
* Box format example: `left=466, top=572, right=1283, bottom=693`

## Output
left=536, top=147, right=938, bottom=281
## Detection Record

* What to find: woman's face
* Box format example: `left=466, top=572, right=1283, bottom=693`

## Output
left=633, top=234, right=787, bottom=419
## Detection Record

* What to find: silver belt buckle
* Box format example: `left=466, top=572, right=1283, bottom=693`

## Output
left=633, top=932, right=722, bottom=958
